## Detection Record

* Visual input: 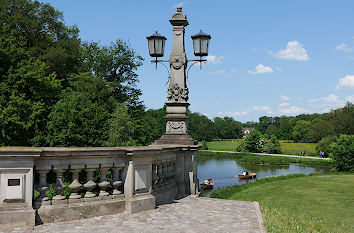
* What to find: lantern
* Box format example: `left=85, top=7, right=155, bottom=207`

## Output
left=191, top=30, right=211, bottom=57
left=146, top=31, right=167, bottom=58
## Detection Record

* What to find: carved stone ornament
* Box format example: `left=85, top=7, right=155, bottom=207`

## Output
left=167, top=83, right=189, bottom=102
left=166, top=121, right=187, bottom=134
left=171, top=55, right=186, bottom=69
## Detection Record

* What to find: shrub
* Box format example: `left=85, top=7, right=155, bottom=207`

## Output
left=316, top=135, right=337, bottom=157
left=201, top=140, right=208, bottom=150
left=262, top=135, right=281, bottom=154
left=244, top=130, right=263, bottom=152
left=236, top=140, right=247, bottom=152
left=330, top=135, right=354, bottom=172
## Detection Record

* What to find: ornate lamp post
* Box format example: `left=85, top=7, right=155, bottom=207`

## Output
left=147, top=7, right=211, bottom=145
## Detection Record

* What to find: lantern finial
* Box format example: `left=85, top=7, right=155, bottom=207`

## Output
left=177, top=6, right=182, bottom=13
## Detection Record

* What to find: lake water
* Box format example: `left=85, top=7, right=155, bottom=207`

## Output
left=197, top=157, right=328, bottom=191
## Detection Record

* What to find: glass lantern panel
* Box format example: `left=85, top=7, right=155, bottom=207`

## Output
left=148, top=39, right=155, bottom=56
left=155, top=38, right=163, bottom=57
left=193, top=38, right=201, bottom=56
left=200, top=38, right=209, bottom=56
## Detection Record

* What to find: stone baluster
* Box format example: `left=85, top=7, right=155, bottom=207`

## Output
left=111, top=167, right=123, bottom=195
left=171, top=160, right=176, bottom=183
left=152, top=163, right=159, bottom=189
left=34, top=170, right=50, bottom=207
left=161, top=163, right=168, bottom=185
left=98, top=167, right=110, bottom=196
left=68, top=166, right=83, bottom=201
left=165, top=162, right=172, bottom=184
left=84, top=167, right=97, bottom=199
left=52, top=168, right=67, bottom=204
left=157, top=163, right=164, bottom=187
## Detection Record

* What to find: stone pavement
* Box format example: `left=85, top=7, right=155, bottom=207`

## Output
left=0, top=196, right=265, bottom=233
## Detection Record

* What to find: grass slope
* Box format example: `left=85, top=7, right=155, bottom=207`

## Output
left=207, top=140, right=317, bottom=156
left=209, top=174, right=354, bottom=233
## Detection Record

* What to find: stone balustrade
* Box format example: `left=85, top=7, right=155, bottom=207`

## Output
left=0, top=145, right=199, bottom=227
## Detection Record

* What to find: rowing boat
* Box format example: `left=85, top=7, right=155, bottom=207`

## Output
left=236, top=173, right=256, bottom=179
left=200, top=183, right=214, bottom=189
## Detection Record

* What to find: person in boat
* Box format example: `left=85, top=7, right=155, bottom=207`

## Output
left=209, top=179, right=214, bottom=185
left=242, top=171, right=249, bottom=175
left=204, top=178, right=210, bottom=185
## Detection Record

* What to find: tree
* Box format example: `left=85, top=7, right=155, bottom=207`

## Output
left=145, top=107, right=166, bottom=142
left=261, top=135, right=281, bottom=154
left=330, top=135, right=354, bottom=172
left=257, top=116, right=273, bottom=134
left=0, top=0, right=81, bottom=80
left=316, top=135, right=337, bottom=157
left=292, top=120, right=312, bottom=142
left=0, top=59, right=61, bottom=146
left=188, top=113, right=215, bottom=141
left=46, top=73, right=131, bottom=147
left=244, top=130, right=263, bottom=153
left=328, top=102, right=354, bottom=135
left=105, top=103, right=133, bottom=146
left=80, top=40, right=143, bottom=108
left=307, top=119, right=334, bottom=143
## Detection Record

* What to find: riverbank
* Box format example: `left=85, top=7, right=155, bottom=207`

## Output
left=207, top=140, right=318, bottom=156
left=209, top=173, right=354, bottom=233
left=198, top=151, right=332, bottom=167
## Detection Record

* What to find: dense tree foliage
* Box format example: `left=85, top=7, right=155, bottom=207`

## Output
left=0, top=0, right=146, bottom=146
left=236, top=130, right=280, bottom=154
left=330, top=135, right=354, bottom=172
left=1, top=0, right=353, bottom=148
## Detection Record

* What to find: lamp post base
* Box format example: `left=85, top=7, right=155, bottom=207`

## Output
left=154, top=134, right=197, bottom=145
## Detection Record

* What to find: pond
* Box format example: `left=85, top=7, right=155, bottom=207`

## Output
left=197, top=157, right=328, bottom=192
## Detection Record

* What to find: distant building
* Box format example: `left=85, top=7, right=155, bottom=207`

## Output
left=242, top=127, right=255, bottom=138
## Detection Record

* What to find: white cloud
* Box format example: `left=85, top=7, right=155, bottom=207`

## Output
left=336, top=75, right=354, bottom=89
left=346, top=94, right=354, bottom=103
left=279, top=106, right=309, bottom=115
left=273, top=41, right=310, bottom=61
left=217, top=111, right=249, bottom=117
left=323, top=94, right=338, bottom=103
left=248, top=64, right=273, bottom=75
left=279, top=102, right=290, bottom=108
left=252, top=105, right=272, bottom=112
left=308, top=98, right=319, bottom=104
left=208, top=70, right=230, bottom=77
left=206, top=55, right=224, bottom=64
left=280, top=95, right=290, bottom=102
left=335, top=42, right=353, bottom=52
left=231, top=69, right=238, bottom=73
left=217, top=105, right=273, bottom=117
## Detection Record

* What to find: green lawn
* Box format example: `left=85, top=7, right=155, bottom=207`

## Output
left=209, top=174, right=354, bottom=233
left=206, top=139, right=318, bottom=156
left=198, top=151, right=332, bottom=167
left=279, top=140, right=317, bottom=156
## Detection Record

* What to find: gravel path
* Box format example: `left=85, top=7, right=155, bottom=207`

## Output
left=0, top=196, right=265, bottom=233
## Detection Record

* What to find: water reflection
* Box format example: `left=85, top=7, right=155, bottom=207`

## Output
left=197, top=157, right=328, bottom=191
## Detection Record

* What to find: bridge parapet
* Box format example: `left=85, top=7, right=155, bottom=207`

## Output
left=0, top=145, right=199, bottom=226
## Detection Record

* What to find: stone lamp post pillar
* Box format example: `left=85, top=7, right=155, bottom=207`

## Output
left=154, top=7, right=195, bottom=145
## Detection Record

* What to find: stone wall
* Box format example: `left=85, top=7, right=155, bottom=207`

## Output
left=0, top=145, right=199, bottom=227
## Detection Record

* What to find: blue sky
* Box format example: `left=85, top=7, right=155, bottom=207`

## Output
left=40, top=0, right=354, bottom=122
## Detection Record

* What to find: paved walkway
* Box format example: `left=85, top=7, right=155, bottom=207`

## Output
left=201, top=150, right=330, bottom=160
left=1, top=196, right=265, bottom=233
